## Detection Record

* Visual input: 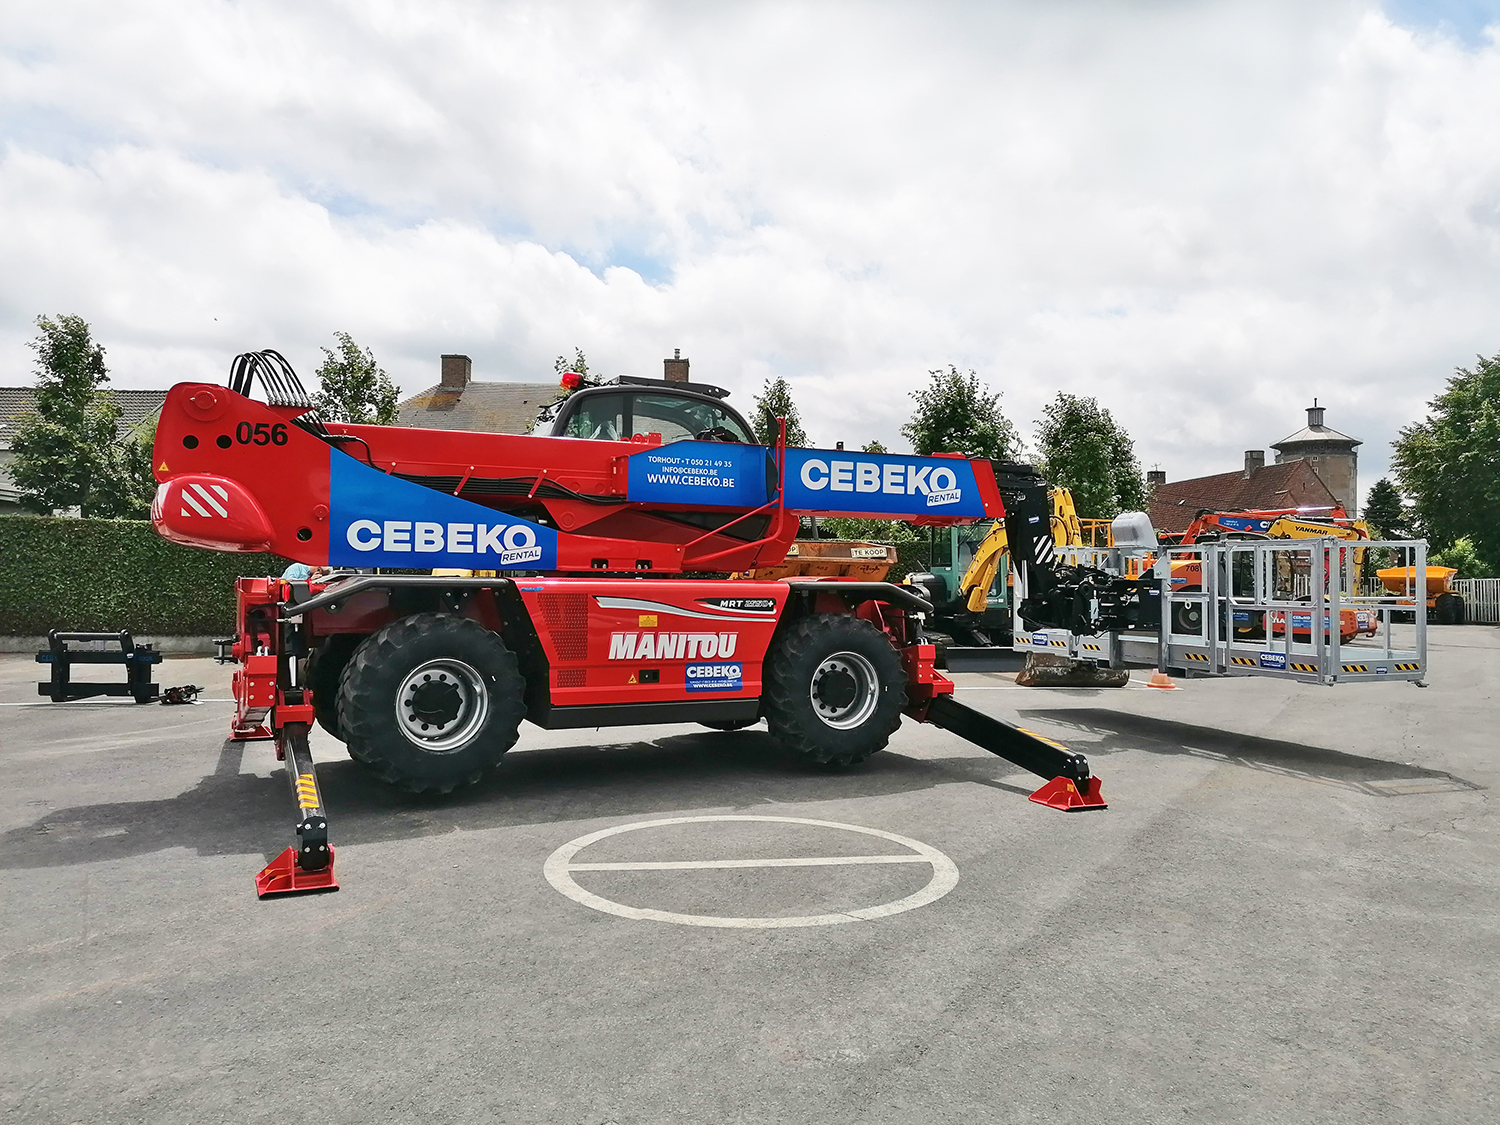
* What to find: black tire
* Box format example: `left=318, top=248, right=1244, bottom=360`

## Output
left=306, top=634, right=360, bottom=744
left=1435, top=593, right=1460, bottom=626
left=338, top=613, right=527, bottom=794
left=701, top=719, right=758, bottom=732
left=762, top=613, right=906, bottom=768
left=1172, top=597, right=1203, bottom=635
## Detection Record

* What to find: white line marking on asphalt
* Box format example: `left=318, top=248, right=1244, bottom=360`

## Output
left=544, top=815, right=959, bottom=929
left=569, top=855, right=932, bottom=871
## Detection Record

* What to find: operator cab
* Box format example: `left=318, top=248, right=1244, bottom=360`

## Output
left=544, top=375, right=756, bottom=444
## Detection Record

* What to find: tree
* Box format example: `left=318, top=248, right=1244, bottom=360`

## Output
left=900, top=366, right=1019, bottom=460
left=861, top=439, right=887, bottom=454
left=751, top=376, right=808, bottom=447
left=1430, top=537, right=1492, bottom=579
left=1362, top=478, right=1408, bottom=540
left=1032, top=392, right=1147, bottom=520
left=312, top=332, right=399, bottom=425
left=1391, top=351, right=1500, bottom=572
left=9, top=314, right=153, bottom=518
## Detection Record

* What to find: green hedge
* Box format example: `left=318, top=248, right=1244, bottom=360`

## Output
left=0, top=516, right=289, bottom=635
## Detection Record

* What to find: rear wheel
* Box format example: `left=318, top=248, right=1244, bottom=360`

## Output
left=338, top=613, right=527, bottom=794
left=1435, top=593, right=1462, bottom=625
left=762, top=614, right=906, bottom=768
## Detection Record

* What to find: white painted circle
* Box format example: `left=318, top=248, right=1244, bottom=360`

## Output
left=543, top=815, right=959, bottom=928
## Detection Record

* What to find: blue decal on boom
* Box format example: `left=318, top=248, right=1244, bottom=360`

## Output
left=328, top=451, right=558, bottom=570
left=626, top=441, right=771, bottom=508
left=782, top=449, right=987, bottom=517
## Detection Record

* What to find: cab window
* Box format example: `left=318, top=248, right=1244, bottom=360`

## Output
left=563, top=393, right=624, bottom=440
left=629, top=394, right=753, bottom=443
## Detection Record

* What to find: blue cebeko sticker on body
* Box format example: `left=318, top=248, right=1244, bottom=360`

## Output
left=626, top=441, right=771, bottom=508
left=1376, top=667, right=1389, bottom=675
left=782, top=449, right=987, bottom=517
left=1258, top=652, right=1287, bottom=670
left=328, top=450, right=558, bottom=570
left=685, top=662, right=743, bottom=692
left=1031, top=631, right=1048, bottom=647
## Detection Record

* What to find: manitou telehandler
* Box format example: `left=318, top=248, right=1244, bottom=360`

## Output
left=151, top=352, right=1160, bottom=896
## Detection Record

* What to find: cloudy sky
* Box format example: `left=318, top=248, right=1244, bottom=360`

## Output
left=3, top=1, right=1499, bottom=500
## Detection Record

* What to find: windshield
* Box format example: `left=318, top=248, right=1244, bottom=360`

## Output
left=630, top=394, right=753, bottom=443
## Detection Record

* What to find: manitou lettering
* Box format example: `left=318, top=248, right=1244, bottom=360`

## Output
left=608, top=632, right=739, bottom=661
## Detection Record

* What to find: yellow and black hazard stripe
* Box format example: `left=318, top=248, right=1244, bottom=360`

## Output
left=295, top=772, right=321, bottom=811
left=1082, top=642, right=1103, bottom=653
left=1229, top=656, right=1256, bottom=667
left=1340, top=663, right=1370, bottom=673
left=1183, top=652, right=1209, bottom=662
left=1393, top=662, right=1421, bottom=672
left=1289, top=661, right=1319, bottom=673
left=1050, top=639, right=1069, bottom=648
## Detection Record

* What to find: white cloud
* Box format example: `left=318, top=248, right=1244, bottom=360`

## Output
left=2, top=1, right=1499, bottom=501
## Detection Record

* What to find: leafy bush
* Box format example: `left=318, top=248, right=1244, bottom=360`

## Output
left=0, top=516, right=288, bottom=635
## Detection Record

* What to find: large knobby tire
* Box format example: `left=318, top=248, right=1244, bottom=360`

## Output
left=306, top=634, right=360, bottom=744
left=762, top=613, right=906, bottom=768
left=1435, top=593, right=1461, bottom=626
left=338, top=613, right=526, bottom=794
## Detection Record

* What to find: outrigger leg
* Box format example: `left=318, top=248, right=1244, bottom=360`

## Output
left=924, top=695, right=1107, bottom=811
left=255, top=721, right=339, bottom=897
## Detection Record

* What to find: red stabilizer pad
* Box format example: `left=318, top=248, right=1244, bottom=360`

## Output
left=1029, top=775, right=1108, bottom=812
left=255, top=846, right=339, bottom=898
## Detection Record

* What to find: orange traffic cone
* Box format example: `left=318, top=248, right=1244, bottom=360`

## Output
left=1145, top=671, right=1179, bottom=690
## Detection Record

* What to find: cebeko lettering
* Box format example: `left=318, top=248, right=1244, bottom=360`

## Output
left=347, top=520, right=381, bottom=550
left=830, top=461, right=854, bottom=491
left=447, top=523, right=474, bottom=553
left=414, top=522, right=443, bottom=552
left=930, top=466, right=958, bottom=493
left=883, top=463, right=904, bottom=493
left=383, top=520, right=412, bottom=552
left=907, top=466, right=931, bottom=495
left=800, top=459, right=829, bottom=490
left=476, top=524, right=504, bottom=554
left=856, top=462, right=880, bottom=493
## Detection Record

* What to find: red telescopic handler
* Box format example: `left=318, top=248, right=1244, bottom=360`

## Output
left=153, top=353, right=1137, bottom=896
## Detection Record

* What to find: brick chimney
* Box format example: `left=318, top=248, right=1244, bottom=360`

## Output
left=440, top=354, right=472, bottom=389
left=1244, top=449, right=1265, bottom=477
left=663, top=348, right=689, bottom=383
left=1307, top=399, right=1324, bottom=429
left=1147, top=469, right=1166, bottom=486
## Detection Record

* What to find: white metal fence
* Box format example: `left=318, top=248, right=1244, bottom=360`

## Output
left=1453, top=578, right=1500, bottom=624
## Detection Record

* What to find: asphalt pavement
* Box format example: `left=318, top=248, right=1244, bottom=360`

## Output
left=2, top=628, right=1496, bottom=1123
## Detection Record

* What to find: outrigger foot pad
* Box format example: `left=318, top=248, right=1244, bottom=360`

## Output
left=256, top=847, right=339, bottom=898
left=1029, top=775, right=1107, bottom=812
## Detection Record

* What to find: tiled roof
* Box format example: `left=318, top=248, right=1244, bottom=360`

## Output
left=1148, top=460, right=1342, bottom=533
left=0, top=386, right=168, bottom=448
left=396, top=381, right=559, bottom=435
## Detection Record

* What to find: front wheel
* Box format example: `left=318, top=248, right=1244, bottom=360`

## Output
left=761, top=614, right=906, bottom=768
left=338, top=613, right=527, bottom=794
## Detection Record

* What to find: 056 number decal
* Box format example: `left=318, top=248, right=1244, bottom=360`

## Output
left=235, top=422, right=289, bottom=447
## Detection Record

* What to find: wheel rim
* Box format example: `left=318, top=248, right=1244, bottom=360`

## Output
left=394, top=659, right=490, bottom=753
left=810, top=651, right=880, bottom=730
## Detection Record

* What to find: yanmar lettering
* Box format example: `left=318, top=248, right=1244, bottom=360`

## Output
left=345, top=520, right=543, bottom=565
left=608, top=632, right=739, bottom=661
